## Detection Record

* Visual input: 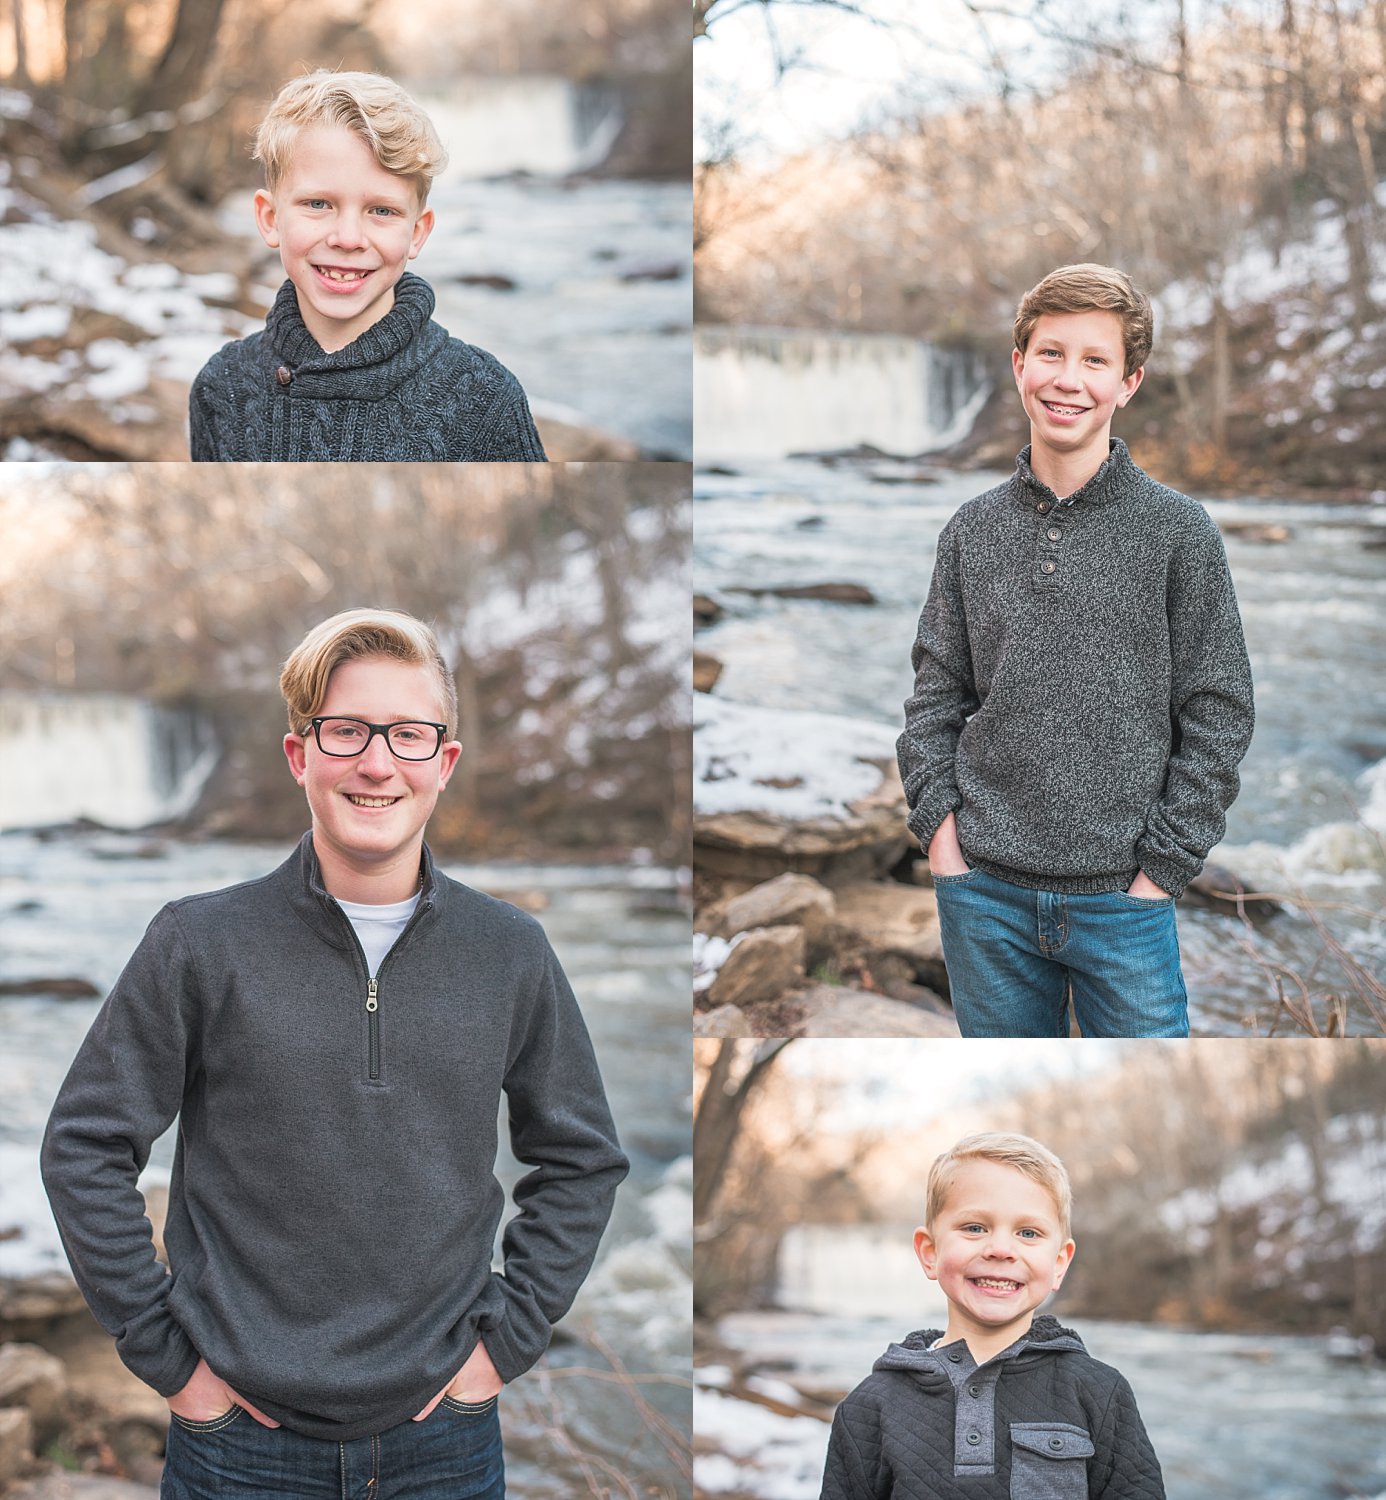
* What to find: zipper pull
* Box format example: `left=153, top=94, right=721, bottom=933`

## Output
left=366, top=977, right=378, bottom=1013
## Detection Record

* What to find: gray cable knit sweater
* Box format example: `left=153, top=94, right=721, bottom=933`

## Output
left=189, top=273, right=546, bottom=462
left=897, top=440, right=1254, bottom=897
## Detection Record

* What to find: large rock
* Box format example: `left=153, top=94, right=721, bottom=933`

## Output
left=0, top=1405, right=33, bottom=1486
left=832, top=882, right=947, bottom=991
left=0, top=1344, right=66, bottom=1447
left=706, top=926, right=806, bottom=1009
left=729, top=582, right=878, bottom=605
left=712, top=873, right=836, bottom=949
left=788, top=985, right=959, bottom=1037
left=693, top=651, right=724, bottom=694
left=1182, top=864, right=1281, bottom=923
left=695, top=703, right=910, bottom=884
left=693, top=1005, right=754, bottom=1038
left=0, top=1276, right=87, bottom=1338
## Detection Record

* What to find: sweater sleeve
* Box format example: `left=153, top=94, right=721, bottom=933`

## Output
left=477, top=935, right=628, bottom=1381
left=1134, top=517, right=1255, bottom=896
left=896, top=519, right=979, bottom=848
left=40, top=906, right=203, bottom=1398
left=1089, top=1373, right=1166, bottom=1499
left=188, top=365, right=216, bottom=461
left=820, top=1398, right=884, bottom=1500
left=471, top=369, right=547, bottom=462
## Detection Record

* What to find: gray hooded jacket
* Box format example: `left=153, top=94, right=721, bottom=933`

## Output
left=820, top=1315, right=1165, bottom=1500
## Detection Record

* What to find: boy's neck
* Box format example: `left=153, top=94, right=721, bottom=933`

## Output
left=941, top=1309, right=1035, bottom=1366
left=297, top=285, right=397, bottom=355
left=1027, top=433, right=1112, bottom=500
left=313, top=835, right=424, bottom=905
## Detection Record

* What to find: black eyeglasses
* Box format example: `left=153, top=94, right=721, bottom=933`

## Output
left=308, top=717, right=448, bottom=761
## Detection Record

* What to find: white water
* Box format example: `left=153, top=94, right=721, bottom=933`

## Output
left=0, top=692, right=217, bottom=831
left=421, top=76, right=624, bottom=181
left=694, top=327, right=990, bottom=461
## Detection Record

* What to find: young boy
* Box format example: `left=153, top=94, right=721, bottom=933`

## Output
left=820, top=1132, right=1165, bottom=1500
left=42, top=609, right=624, bottom=1497
left=897, top=264, right=1254, bottom=1038
left=189, top=72, right=546, bottom=462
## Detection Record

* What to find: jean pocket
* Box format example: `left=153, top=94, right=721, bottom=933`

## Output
left=1009, top=1423, right=1094, bottom=1499
left=931, top=867, right=979, bottom=887
left=440, top=1394, right=499, bottom=1416
left=1114, top=890, right=1173, bottom=907
left=170, top=1404, right=244, bottom=1434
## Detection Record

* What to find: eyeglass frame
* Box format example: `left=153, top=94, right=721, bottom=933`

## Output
left=306, top=716, right=450, bottom=761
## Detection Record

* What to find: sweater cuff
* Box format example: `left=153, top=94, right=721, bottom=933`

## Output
left=476, top=1273, right=553, bottom=1382
left=905, top=792, right=962, bottom=852
left=1133, top=846, right=1199, bottom=900
left=118, top=1313, right=201, bottom=1398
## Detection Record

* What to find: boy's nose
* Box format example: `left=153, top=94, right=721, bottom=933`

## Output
left=327, top=212, right=367, bottom=249
left=357, top=735, right=396, bottom=775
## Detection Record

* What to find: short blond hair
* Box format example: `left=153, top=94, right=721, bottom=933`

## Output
left=280, top=609, right=458, bottom=736
left=926, top=1132, right=1072, bottom=1239
left=1013, top=263, right=1154, bottom=378
left=255, top=71, right=448, bottom=202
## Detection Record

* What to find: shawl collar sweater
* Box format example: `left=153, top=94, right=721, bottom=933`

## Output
left=189, top=273, right=546, bottom=461
left=821, top=1315, right=1165, bottom=1499
left=897, top=439, right=1254, bottom=896
left=41, top=834, right=626, bottom=1440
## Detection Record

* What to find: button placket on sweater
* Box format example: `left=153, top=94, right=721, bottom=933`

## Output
left=1032, top=495, right=1071, bottom=591
left=934, top=1344, right=1005, bottom=1477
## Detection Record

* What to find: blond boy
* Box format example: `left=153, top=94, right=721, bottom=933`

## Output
left=897, top=265, right=1254, bottom=1037
left=821, top=1133, right=1165, bottom=1499
left=43, top=609, right=623, bottom=1496
left=190, top=73, right=545, bottom=461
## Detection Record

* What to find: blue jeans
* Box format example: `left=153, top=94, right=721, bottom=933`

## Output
left=932, top=866, right=1189, bottom=1038
left=161, top=1397, right=504, bottom=1500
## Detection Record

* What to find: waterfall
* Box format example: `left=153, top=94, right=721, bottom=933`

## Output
left=0, top=692, right=218, bottom=832
left=421, top=76, right=624, bottom=181
left=694, top=326, right=992, bottom=462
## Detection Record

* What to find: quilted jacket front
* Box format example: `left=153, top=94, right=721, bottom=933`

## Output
left=820, top=1315, right=1166, bottom=1500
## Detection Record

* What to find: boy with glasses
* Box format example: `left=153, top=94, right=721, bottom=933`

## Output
left=42, top=608, right=627, bottom=1498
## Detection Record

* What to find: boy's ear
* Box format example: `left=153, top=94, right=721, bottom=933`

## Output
left=1051, top=1237, right=1077, bottom=1291
left=1116, top=365, right=1145, bottom=407
left=409, top=206, right=435, bottom=261
left=283, top=731, right=308, bottom=786
left=1011, top=345, right=1025, bottom=389
left=253, top=189, right=281, bottom=250
left=913, top=1226, right=939, bottom=1281
left=435, top=737, right=462, bottom=789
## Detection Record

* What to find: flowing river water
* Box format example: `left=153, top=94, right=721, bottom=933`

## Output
left=0, top=833, right=691, bottom=1498
left=694, top=459, right=1386, bottom=1033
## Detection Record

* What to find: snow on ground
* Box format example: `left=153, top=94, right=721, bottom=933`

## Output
left=1158, top=1111, right=1386, bottom=1265
left=694, top=696, right=899, bottom=820
left=693, top=932, right=734, bottom=993
left=694, top=1380, right=829, bottom=1500
left=0, top=206, right=254, bottom=435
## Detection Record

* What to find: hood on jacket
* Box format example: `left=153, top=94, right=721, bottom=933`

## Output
left=873, top=1312, right=1087, bottom=1381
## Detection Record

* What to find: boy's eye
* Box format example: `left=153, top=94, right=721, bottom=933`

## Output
left=305, top=198, right=330, bottom=210
left=369, top=205, right=401, bottom=217
left=1017, top=1227, right=1041, bottom=1239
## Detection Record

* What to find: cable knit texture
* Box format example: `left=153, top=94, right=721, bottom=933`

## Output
left=189, top=273, right=546, bottom=461
left=897, top=439, right=1254, bottom=897
left=820, top=1315, right=1166, bottom=1500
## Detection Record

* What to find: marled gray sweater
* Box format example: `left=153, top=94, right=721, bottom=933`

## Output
left=897, top=440, right=1254, bottom=897
left=41, top=834, right=626, bottom=1441
left=189, top=273, right=546, bottom=461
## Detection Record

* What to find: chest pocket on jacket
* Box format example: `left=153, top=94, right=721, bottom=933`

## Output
left=1009, top=1423, right=1095, bottom=1499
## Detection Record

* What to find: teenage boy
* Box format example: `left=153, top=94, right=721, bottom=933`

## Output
left=190, top=72, right=546, bottom=461
left=820, top=1132, right=1165, bottom=1500
left=42, top=609, right=625, bottom=1498
left=897, top=264, right=1254, bottom=1038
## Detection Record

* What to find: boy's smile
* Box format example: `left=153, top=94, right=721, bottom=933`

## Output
left=1013, top=309, right=1143, bottom=491
left=254, top=124, right=435, bottom=354
left=914, top=1159, right=1075, bottom=1361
